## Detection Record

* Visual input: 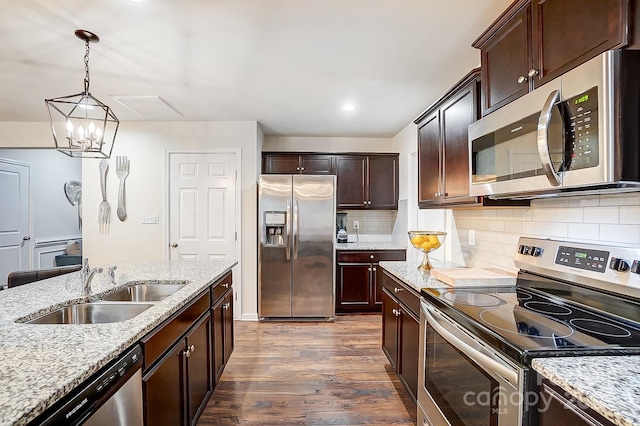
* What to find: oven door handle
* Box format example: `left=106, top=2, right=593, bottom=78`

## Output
left=537, top=89, right=562, bottom=187
left=423, top=302, right=519, bottom=385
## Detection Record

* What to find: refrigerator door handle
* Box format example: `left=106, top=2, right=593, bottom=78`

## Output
left=286, top=199, right=291, bottom=260
left=293, top=200, right=299, bottom=260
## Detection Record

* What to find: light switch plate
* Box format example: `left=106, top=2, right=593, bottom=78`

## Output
left=142, top=214, right=159, bottom=224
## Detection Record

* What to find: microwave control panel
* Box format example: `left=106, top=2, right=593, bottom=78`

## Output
left=564, top=86, right=599, bottom=171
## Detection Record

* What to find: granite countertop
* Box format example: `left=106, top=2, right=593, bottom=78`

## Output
left=378, top=260, right=454, bottom=293
left=335, top=241, right=407, bottom=251
left=533, top=357, right=640, bottom=426
left=0, top=260, right=236, bottom=426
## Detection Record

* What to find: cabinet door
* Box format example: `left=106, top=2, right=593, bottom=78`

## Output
left=417, top=111, right=441, bottom=207
left=223, top=291, right=234, bottom=365
left=336, top=262, right=372, bottom=312
left=212, top=297, right=225, bottom=383
left=533, top=0, right=628, bottom=88
left=398, top=307, right=420, bottom=403
left=263, top=155, right=301, bottom=174
left=143, top=342, right=185, bottom=426
left=335, top=155, right=367, bottom=209
left=186, top=313, right=212, bottom=426
left=300, top=155, right=334, bottom=175
left=480, top=4, right=531, bottom=115
left=441, top=80, right=478, bottom=204
left=381, top=289, right=398, bottom=368
left=368, top=155, right=398, bottom=209
left=538, top=383, right=613, bottom=426
left=372, top=265, right=383, bottom=308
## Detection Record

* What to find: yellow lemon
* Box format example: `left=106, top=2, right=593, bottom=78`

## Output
left=411, top=236, right=424, bottom=246
left=428, top=235, right=441, bottom=249
left=420, top=241, right=433, bottom=250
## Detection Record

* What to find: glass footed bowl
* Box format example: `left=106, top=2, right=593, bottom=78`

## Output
left=407, top=231, right=447, bottom=271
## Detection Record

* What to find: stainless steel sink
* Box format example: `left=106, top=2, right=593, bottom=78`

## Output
left=25, top=302, right=154, bottom=324
left=100, top=283, right=186, bottom=302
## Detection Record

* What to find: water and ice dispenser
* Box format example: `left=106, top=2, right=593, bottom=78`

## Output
left=264, top=211, right=286, bottom=246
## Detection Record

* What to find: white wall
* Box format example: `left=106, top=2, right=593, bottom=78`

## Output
left=263, top=136, right=393, bottom=152
left=80, top=121, right=261, bottom=320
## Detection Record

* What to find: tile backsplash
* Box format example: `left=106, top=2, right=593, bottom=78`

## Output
left=449, top=193, right=640, bottom=271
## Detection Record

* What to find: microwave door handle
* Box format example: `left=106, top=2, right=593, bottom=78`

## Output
left=285, top=200, right=291, bottom=260
left=423, top=303, right=519, bottom=385
left=537, top=89, right=562, bottom=186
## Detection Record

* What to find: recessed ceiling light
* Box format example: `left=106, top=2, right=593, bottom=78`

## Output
left=341, top=104, right=355, bottom=111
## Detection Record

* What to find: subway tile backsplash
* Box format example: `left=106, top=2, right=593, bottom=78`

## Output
left=450, top=192, right=640, bottom=271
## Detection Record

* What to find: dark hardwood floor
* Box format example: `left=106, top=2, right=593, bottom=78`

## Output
left=198, top=314, right=417, bottom=425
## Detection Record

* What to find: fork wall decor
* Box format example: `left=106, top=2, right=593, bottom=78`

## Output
left=116, top=156, right=129, bottom=221
left=98, top=159, right=111, bottom=235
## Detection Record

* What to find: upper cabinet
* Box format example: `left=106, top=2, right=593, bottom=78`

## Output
left=262, top=153, right=334, bottom=174
left=415, top=70, right=480, bottom=208
left=335, top=154, right=399, bottom=210
left=473, top=0, right=629, bottom=116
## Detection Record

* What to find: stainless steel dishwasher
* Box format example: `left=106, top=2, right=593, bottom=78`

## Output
left=33, top=344, right=143, bottom=426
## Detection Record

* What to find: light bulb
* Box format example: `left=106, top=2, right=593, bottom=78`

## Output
left=66, top=120, right=74, bottom=137
left=95, top=126, right=102, bottom=140
left=88, top=121, right=96, bottom=137
left=78, top=126, right=85, bottom=138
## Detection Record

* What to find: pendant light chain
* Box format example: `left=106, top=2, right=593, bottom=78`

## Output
left=83, top=39, right=91, bottom=94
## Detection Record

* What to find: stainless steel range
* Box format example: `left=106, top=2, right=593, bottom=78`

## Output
left=418, top=237, right=640, bottom=426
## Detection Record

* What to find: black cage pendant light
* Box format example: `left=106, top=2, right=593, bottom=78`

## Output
left=46, top=30, right=119, bottom=158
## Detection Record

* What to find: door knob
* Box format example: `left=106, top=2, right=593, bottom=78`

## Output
left=517, top=75, right=527, bottom=84
left=528, top=68, right=539, bottom=77
left=170, top=243, right=178, bottom=248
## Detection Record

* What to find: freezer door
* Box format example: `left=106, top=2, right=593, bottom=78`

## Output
left=258, top=175, right=293, bottom=317
left=291, top=175, right=336, bottom=317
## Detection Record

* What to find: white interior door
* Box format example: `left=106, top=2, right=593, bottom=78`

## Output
left=0, top=160, right=30, bottom=287
left=169, top=153, right=237, bottom=262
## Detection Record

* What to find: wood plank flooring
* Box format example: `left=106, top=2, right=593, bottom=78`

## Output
left=198, top=314, right=417, bottom=425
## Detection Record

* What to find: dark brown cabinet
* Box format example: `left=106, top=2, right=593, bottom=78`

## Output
left=380, top=268, right=421, bottom=403
left=335, top=154, right=398, bottom=209
left=212, top=284, right=234, bottom=384
left=262, top=153, right=334, bottom=174
left=538, top=381, right=614, bottom=426
left=143, top=312, right=212, bottom=426
left=141, top=272, right=233, bottom=426
left=335, top=250, right=405, bottom=313
left=415, top=70, right=479, bottom=208
left=474, top=0, right=629, bottom=115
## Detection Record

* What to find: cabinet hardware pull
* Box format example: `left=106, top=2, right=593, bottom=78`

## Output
left=368, top=268, right=372, bottom=272
left=222, top=283, right=230, bottom=288
left=22, top=236, right=31, bottom=241
left=184, top=349, right=191, bottom=358
left=372, top=267, right=376, bottom=272
left=528, top=68, right=539, bottom=77
left=517, top=75, right=527, bottom=84
left=394, top=287, right=401, bottom=293
left=189, top=344, right=195, bottom=353
left=370, top=255, right=374, bottom=259
left=296, top=167, right=300, bottom=170
left=301, top=167, right=304, bottom=171
left=170, top=243, right=178, bottom=248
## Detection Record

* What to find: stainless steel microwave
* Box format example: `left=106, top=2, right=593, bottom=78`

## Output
left=469, top=50, right=640, bottom=199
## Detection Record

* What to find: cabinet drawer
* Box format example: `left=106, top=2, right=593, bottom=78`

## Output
left=212, top=272, right=233, bottom=304
left=381, top=270, right=420, bottom=318
left=142, top=289, right=210, bottom=370
left=337, top=250, right=406, bottom=263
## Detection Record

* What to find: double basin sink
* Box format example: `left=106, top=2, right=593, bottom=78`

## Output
left=24, top=282, right=187, bottom=325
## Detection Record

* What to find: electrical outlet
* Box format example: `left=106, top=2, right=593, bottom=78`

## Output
left=353, top=220, right=360, bottom=230
left=142, top=214, right=159, bottom=224
left=468, top=229, right=475, bottom=246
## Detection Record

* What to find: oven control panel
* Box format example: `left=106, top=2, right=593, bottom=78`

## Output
left=515, top=237, right=640, bottom=297
left=554, top=246, right=609, bottom=273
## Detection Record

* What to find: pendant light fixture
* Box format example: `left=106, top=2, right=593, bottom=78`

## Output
left=45, top=30, right=119, bottom=158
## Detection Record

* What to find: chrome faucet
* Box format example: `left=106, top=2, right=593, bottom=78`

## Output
left=81, top=258, right=103, bottom=294
left=108, top=265, right=118, bottom=284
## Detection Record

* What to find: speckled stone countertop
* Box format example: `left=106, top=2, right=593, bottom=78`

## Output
left=533, top=357, right=640, bottom=426
left=0, top=260, right=236, bottom=426
left=378, top=260, right=455, bottom=293
left=335, top=241, right=407, bottom=251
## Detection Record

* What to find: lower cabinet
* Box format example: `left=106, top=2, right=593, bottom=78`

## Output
left=212, top=287, right=234, bottom=384
left=380, top=268, right=420, bottom=403
left=143, top=313, right=212, bottom=426
left=336, top=250, right=406, bottom=313
left=141, top=271, right=233, bottom=426
left=537, top=381, right=614, bottom=426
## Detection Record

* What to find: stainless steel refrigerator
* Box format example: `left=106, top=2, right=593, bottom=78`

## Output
left=258, top=174, right=336, bottom=320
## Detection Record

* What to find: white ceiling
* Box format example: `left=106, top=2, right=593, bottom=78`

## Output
left=0, top=0, right=511, bottom=137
